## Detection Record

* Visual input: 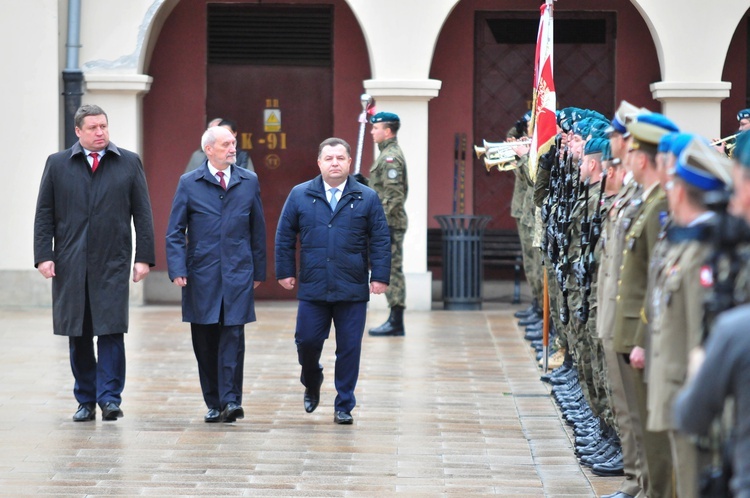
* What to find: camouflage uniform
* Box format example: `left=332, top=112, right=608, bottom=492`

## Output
left=370, top=137, right=408, bottom=308
left=566, top=182, right=607, bottom=418
left=513, top=156, right=543, bottom=304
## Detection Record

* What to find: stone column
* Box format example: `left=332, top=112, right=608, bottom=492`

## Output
left=364, top=79, right=441, bottom=311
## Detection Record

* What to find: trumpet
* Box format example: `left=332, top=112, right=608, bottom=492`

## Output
left=711, top=132, right=740, bottom=146
left=474, top=139, right=531, bottom=159
left=483, top=154, right=520, bottom=172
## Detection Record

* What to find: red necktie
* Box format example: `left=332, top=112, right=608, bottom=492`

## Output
left=90, top=152, right=100, bottom=173
left=217, top=171, right=227, bottom=190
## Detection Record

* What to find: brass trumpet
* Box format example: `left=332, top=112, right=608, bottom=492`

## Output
left=474, top=139, right=531, bottom=172
left=711, top=132, right=740, bottom=146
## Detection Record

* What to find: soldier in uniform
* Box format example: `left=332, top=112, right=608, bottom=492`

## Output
left=647, top=137, right=733, bottom=497
left=366, top=112, right=409, bottom=337
left=595, top=101, right=649, bottom=492
left=613, top=113, right=679, bottom=498
left=508, top=114, right=545, bottom=324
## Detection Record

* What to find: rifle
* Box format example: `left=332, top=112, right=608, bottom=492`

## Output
left=574, top=178, right=591, bottom=323
left=556, top=152, right=573, bottom=325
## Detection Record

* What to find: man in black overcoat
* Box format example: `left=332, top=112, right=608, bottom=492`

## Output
left=34, top=104, right=155, bottom=422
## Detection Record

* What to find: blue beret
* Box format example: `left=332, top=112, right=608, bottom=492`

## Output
left=371, top=112, right=399, bottom=124
left=584, top=137, right=608, bottom=155
left=738, top=109, right=750, bottom=121
left=658, top=132, right=679, bottom=153
left=670, top=133, right=695, bottom=157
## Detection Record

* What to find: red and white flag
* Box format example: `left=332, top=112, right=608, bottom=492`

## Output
left=528, top=0, right=556, bottom=181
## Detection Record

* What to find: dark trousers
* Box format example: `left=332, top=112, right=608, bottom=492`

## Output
left=191, top=323, right=245, bottom=410
left=69, top=291, right=125, bottom=406
left=295, top=300, right=367, bottom=413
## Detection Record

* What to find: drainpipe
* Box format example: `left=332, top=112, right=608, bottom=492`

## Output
left=62, top=0, right=83, bottom=148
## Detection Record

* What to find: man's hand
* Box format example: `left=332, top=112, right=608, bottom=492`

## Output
left=253, top=281, right=261, bottom=289
left=133, top=262, right=150, bottom=283
left=629, top=346, right=646, bottom=370
left=37, top=261, right=55, bottom=279
left=173, top=276, right=187, bottom=287
left=278, top=277, right=296, bottom=290
left=370, top=281, right=388, bottom=294
left=510, top=138, right=530, bottom=157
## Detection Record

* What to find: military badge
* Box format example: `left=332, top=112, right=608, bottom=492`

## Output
left=387, top=168, right=398, bottom=179
left=659, top=211, right=668, bottom=227
left=385, top=157, right=394, bottom=163
left=700, top=265, right=713, bottom=288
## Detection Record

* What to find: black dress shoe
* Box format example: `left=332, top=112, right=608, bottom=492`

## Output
left=73, top=403, right=96, bottom=422
left=304, top=374, right=324, bottom=413
left=334, top=411, right=353, bottom=425
left=221, top=402, right=244, bottom=422
left=204, top=408, right=221, bottom=423
left=518, top=315, right=542, bottom=327
left=591, top=449, right=625, bottom=476
left=100, top=402, right=123, bottom=421
left=514, top=304, right=537, bottom=318
left=525, top=330, right=543, bottom=341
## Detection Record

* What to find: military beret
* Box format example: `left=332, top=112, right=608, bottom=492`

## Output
left=733, top=130, right=750, bottom=168
left=658, top=132, right=679, bottom=153
left=558, top=107, right=583, bottom=132
left=572, top=118, right=592, bottom=137
left=627, top=113, right=679, bottom=154
left=600, top=141, right=612, bottom=162
left=587, top=120, right=611, bottom=137
left=582, top=109, right=608, bottom=123
left=670, top=133, right=696, bottom=158
left=606, top=100, right=644, bottom=135
left=522, top=110, right=532, bottom=123
left=584, top=137, right=608, bottom=156
left=371, top=112, right=400, bottom=124
left=675, top=138, right=733, bottom=190
left=738, top=108, right=750, bottom=121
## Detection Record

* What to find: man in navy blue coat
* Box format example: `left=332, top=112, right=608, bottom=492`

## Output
left=275, top=137, right=390, bottom=425
left=166, top=126, right=267, bottom=423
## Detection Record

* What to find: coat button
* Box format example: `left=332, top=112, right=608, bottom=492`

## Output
left=220, top=195, right=224, bottom=199
left=328, top=224, right=332, bottom=228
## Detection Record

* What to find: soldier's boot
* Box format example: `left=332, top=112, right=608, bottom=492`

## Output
left=369, top=306, right=405, bottom=337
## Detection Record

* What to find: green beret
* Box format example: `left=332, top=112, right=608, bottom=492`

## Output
left=584, top=137, right=608, bottom=156
left=371, top=112, right=400, bottom=124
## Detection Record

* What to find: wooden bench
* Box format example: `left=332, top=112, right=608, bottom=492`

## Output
left=427, top=228, right=524, bottom=304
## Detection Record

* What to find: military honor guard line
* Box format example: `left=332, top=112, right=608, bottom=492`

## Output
left=494, top=102, right=750, bottom=497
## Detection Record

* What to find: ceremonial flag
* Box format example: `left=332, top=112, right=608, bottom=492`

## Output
left=528, top=0, right=556, bottom=181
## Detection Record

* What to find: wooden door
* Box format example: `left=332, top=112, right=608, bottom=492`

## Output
left=207, top=5, right=333, bottom=299
left=473, top=12, right=616, bottom=230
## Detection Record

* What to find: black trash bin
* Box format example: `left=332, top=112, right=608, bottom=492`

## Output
left=435, top=215, right=491, bottom=310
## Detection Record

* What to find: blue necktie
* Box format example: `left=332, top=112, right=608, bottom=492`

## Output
left=329, top=187, right=338, bottom=211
